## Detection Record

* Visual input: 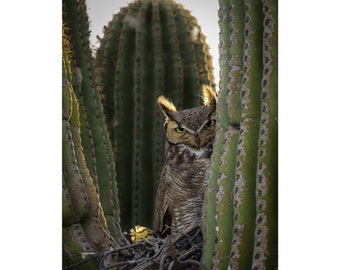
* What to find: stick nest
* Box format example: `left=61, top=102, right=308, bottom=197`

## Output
left=64, top=226, right=204, bottom=270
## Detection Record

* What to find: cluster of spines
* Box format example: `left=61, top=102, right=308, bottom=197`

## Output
left=95, top=0, right=216, bottom=230
left=202, top=0, right=278, bottom=269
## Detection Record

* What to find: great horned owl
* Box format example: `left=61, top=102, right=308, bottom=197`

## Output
left=154, top=85, right=217, bottom=236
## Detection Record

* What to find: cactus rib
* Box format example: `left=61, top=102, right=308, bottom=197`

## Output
left=252, top=0, right=278, bottom=268
left=201, top=1, right=231, bottom=268
left=229, top=0, right=264, bottom=268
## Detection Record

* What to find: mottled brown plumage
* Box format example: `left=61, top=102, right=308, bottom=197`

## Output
left=154, top=85, right=217, bottom=236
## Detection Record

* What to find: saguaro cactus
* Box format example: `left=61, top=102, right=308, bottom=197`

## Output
left=63, top=0, right=278, bottom=268
left=63, top=28, right=119, bottom=269
left=95, top=0, right=216, bottom=230
left=62, top=0, right=129, bottom=267
left=202, top=0, right=278, bottom=269
left=62, top=0, right=125, bottom=241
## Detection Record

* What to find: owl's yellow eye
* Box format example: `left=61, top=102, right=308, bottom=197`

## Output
left=175, top=127, right=185, bottom=133
left=206, top=119, right=216, bottom=127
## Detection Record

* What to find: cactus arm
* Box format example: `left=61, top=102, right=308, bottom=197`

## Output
left=63, top=0, right=97, bottom=183
left=252, top=0, right=278, bottom=268
left=62, top=70, right=119, bottom=267
left=62, top=25, right=92, bottom=225
left=211, top=1, right=246, bottom=268
left=201, top=1, right=231, bottom=268
left=203, top=0, right=277, bottom=268
left=63, top=20, right=125, bottom=267
left=63, top=0, right=125, bottom=243
left=228, top=0, right=264, bottom=268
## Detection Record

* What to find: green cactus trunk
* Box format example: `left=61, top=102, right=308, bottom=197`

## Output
left=62, top=0, right=130, bottom=267
left=62, top=0, right=126, bottom=243
left=63, top=28, right=119, bottom=269
left=95, top=0, right=216, bottom=230
left=202, top=0, right=278, bottom=269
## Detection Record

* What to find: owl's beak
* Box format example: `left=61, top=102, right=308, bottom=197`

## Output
left=194, top=132, right=201, bottom=148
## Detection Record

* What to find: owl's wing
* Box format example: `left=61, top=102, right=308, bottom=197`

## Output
left=154, top=165, right=171, bottom=235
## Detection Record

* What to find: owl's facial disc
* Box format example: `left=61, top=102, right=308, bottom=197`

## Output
left=167, top=119, right=215, bottom=149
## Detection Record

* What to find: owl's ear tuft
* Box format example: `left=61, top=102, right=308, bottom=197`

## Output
left=157, top=95, right=177, bottom=120
left=201, top=85, right=217, bottom=108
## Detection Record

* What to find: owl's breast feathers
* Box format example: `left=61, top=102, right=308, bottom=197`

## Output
left=154, top=144, right=212, bottom=235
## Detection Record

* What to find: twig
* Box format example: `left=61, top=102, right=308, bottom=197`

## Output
left=167, top=236, right=184, bottom=270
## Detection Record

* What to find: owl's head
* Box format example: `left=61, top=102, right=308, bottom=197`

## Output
left=157, top=85, right=217, bottom=150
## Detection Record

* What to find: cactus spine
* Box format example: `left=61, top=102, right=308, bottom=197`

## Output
left=95, top=0, right=216, bottom=230
left=202, top=0, right=278, bottom=269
